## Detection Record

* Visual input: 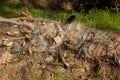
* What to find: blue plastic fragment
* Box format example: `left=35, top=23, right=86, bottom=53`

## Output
left=32, top=29, right=37, bottom=33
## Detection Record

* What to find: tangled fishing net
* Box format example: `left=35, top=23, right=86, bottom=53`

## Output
left=0, top=11, right=120, bottom=80
left=0, top=14, right=120, bottom=61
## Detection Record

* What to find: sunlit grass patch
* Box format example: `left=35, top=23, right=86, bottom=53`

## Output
left=81, top=9, right=120, bottom=33
left=0, top=2, right=120, bottom=33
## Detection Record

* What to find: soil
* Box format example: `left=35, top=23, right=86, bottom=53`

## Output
left=0, top=16, right=120, bottom=80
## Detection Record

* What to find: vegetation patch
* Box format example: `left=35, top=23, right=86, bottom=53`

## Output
left=0, top=3, right=120, bottom=33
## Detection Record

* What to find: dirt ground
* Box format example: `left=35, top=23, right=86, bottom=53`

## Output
left=0, top=16, right=120, bottom=80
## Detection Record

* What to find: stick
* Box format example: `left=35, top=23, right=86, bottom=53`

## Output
left=0, top=17, right=33, bottom=30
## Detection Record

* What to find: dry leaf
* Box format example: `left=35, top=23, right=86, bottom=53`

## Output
left=21, top=12, right=29, bottom=17
left=6, top=31, right=19, bottom=36
left=22, top=29, right=31, bottom=39
left=13, top=31, right=19, bottom=35
left=45, top=56, right=53, bottom=62
left=119, top=60, right=120, bottom=65
left=22, top=41, right=26, bottom=46
left=3, top=41, right=13, bottom=47
left=116, top=37, right=120, bottom=42
left=28, top=47, right=32, bottom=55
left=54, top=36, right=62, bottom=44
left=6, top=31, right=12, bottom=35
left=0, top=35, right=3, bottom=45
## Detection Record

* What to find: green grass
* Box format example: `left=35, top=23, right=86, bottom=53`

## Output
left=53, top=71, right=68, bottom=80
left=81, top=9, right=120, bottom=33
left=0, top=3, right=120, bottom=33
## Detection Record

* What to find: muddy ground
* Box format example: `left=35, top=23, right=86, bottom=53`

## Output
left=0, top=16, right=120, bottom=80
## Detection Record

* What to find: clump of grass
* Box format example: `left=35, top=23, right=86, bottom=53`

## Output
left=0, top=3, right=24, bottom=18
left=81, top=9, right=120, bottom=33
left=53, top=71, right=68, bottom=80
left=30, top=8, right=72, bottom=22
left=0, top=3, right=120, bottom=33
